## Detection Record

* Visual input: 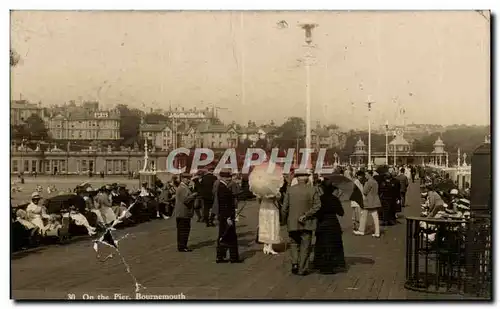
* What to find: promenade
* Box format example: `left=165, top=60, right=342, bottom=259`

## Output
left=11, top=182, right=468, bottom=300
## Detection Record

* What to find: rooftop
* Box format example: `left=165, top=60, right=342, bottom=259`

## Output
left=355, top=138, right=366, bottom=147
left=140, top=123, right=171, bottom=132
left=434, top=136, right=445, bottom=146
left=389, top=135, right=410, bottom=146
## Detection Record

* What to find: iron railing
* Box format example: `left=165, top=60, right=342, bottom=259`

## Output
left=405, top=215, right=491, bottom=298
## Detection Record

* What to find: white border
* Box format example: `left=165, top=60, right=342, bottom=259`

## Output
left=2, top=1, right=498, bottom=308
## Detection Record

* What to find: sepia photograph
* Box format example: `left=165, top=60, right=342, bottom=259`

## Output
left=9, top=9, right=491, bottom=301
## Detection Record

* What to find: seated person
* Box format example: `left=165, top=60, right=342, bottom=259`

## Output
left=26, top=192, right=51, bottom=230
left=15, top=209, right=39, bottom=232
left=62, top=210, right=96, bottom=236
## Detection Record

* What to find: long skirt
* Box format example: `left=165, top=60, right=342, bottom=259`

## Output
left=314, top=229, right=346, bottom=274
left=258, top=199, right=281, bottom=244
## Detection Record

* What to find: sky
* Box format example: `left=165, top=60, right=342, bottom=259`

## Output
left=10, top=10, right=490, bottom=130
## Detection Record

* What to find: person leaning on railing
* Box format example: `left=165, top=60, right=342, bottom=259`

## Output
left=423, top=184, right=445, bottom=218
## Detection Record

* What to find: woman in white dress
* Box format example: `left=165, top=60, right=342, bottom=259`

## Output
left=258, top=193, right=281, bottom=255
left=249, top=163, right=284, bottom=255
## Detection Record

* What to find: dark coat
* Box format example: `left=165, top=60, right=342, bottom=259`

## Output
left=200, top=173, right=217, bottom=200
left=395, top=174, right=409, bottom=193
left=316, top=188, right=344, bottom=235
left=390, top=178, right=402, bottom=213
left=217, top=181, right=236, bottom=219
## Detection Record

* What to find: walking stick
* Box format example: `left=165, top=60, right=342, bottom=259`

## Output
left=219, top=203, right=247, bottom=245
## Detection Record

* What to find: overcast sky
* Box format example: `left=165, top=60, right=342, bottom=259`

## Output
left=10, top=10, right=490, bottom=129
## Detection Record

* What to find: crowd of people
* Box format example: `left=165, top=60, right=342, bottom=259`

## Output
left=12, top=162, right=469, bottom=278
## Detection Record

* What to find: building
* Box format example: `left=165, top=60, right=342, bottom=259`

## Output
left=431, top=136, right=449, bottom=166
left=10, top=143, right=173, bottom=175
left=165, top=107, right=216, bottom=126
left=311, top=124, right=347, bottom=150
left=239, top=126, right=267, bottom=146
left=139, top=123, right=175, bottom=151
left=46, top=102, right=121, bottom=141
left=10, top=100, right=45, bottom=126
left=182, top=123, right=239, bottom=149
left=349, top=134, right=449, bottom=167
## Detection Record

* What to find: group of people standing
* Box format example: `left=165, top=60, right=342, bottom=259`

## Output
left=167, top=169, right=244, bottom=263
left=255, top=170, right=347, bottom=276
left=347, top=166, right=412, bottom=238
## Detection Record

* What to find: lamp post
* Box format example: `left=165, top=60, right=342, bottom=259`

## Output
left=366, top=98, right=375, bottom=171
left=142, top=139, right=149, bottom=172
left=393, top=130, right=397, bottom=167
left=385, top=120, right=389, bottom=165
left=299, top=23, right=318, bottom=152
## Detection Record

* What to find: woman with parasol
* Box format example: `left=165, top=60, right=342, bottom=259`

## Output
left=249, top=163, right=283, bottom=255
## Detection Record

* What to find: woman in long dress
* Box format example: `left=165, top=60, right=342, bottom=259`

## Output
left=258, top=194, right=281, bottom=255
left=313, top=179, right=346, bottom=274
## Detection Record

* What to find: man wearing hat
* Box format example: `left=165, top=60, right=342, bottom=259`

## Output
left=281, top=170, right=321, bottom=275
left=174, top=173, right=197, bottom=252
left=192, top=170, right=205, bottom=222
left=215, top=169, right=242, bottom=263
left=200, top=168, right=218, bottom=227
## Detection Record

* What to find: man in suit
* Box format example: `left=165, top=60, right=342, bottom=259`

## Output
left=396, top=168, right=409, bottom=207
left=215, top=170, right=242, bottom=264
left=201, top=168, right=218, bottom=227
left=281, top=171, right=321, bottom=275
left=174, top=173, right=197, bottom=252
left=354, top=170, right=382, bottom=237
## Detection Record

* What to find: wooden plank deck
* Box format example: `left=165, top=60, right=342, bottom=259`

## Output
left=11, top=182, right=473, bottom=300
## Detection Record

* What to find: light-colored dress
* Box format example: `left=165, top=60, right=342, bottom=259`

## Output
left=258, top=197, right=281, bottom=244
left=26, top=202, right=48, bottom=230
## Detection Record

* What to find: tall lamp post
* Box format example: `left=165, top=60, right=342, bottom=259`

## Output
left=385, top=120, right=389, bottom=165
left=299, top=23, right=318, bottom=152
left=366, top=98, right=375, bottom=171
left=393, top=131, right=397, bottom=167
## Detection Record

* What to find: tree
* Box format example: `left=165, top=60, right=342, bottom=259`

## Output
left=255, top=138, right=268, bottom=150
left=25, top=114, right=49, bottom=140
left=412, top=125, right=490, bottom=163
left=116, top=104, right=142, bottom=146
left=274, top=117, right=306, bottom=149
left=144, top=113, right=168, bottom=124
left=11, top=124, right=29, bottom=141
left=338, top=131, right=386, bottom=161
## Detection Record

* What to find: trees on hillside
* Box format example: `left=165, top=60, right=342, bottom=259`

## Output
left=273, top=117, right=306, bottom=149
left=116, top=104, right=143, bottom=146
left=11, top=114, right=49, bottom=141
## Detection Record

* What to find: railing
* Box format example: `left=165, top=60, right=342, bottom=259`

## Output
left=405, top=216, right=491, bottom=298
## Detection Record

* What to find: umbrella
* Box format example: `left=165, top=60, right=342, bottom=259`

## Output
left=324, top=174, right=364, bottom=208
left=249, top=163, right=283, bottom=198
